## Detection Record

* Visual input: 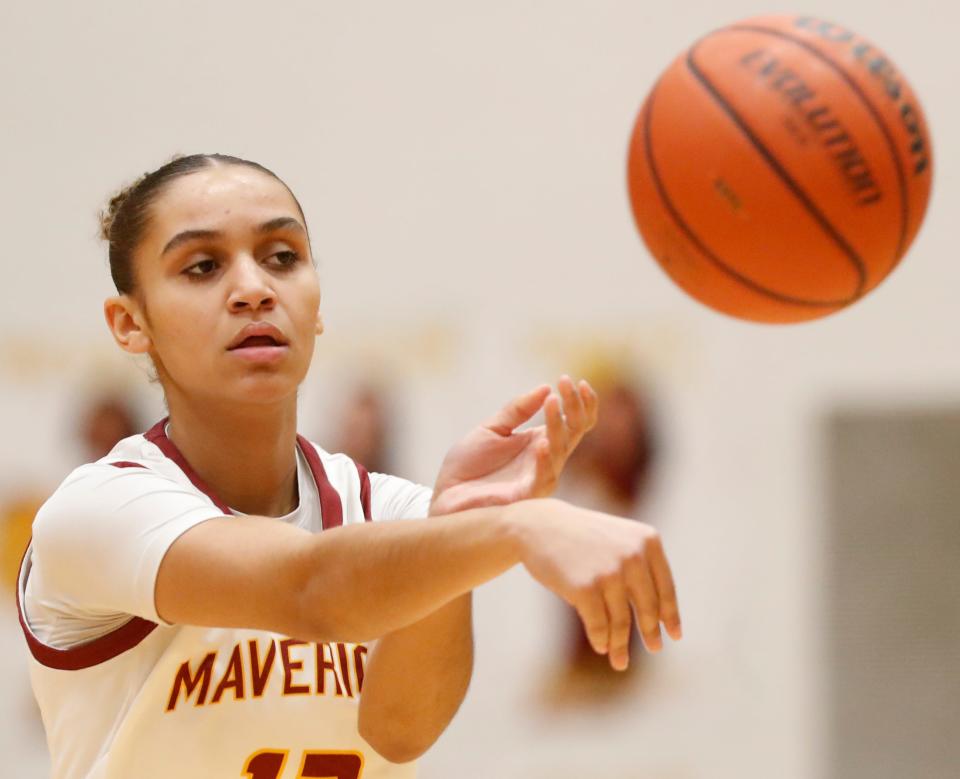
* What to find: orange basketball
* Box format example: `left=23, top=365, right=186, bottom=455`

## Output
left=626, top=15, right=933, bottom=323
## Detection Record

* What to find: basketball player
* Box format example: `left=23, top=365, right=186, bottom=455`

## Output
left=16, top=154, right=682, bottom=779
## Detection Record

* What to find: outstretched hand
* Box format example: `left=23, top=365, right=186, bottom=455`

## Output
left=429, top=376, right=598, bottom=516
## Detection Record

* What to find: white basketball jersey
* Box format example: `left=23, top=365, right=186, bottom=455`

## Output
left=17, top=419, right=431, bottom=779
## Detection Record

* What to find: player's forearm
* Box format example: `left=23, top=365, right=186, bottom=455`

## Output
left=296, top=506, right=521, bottom=643
left=357, top=594, right=474, bottom=763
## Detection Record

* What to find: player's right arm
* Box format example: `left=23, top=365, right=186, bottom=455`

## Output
left=153, top=498, right=681, bottom=661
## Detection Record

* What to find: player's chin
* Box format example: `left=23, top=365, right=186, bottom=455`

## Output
left=229, top=372, right=303, bottom=404
left=227, top=359, right=309, bottom=401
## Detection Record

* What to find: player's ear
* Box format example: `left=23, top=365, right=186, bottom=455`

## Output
left=104, top=295, right=152, bottom=354
left=315, top=311, right=324, bottom=337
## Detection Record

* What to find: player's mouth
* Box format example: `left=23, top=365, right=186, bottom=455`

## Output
left=226, top=323, right=290, bottom=364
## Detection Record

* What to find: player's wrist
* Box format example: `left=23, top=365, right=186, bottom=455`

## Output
left=500, top=497, right=560, bottom=560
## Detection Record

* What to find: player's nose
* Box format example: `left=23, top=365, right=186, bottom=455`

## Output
left=227, top=256, right=276, bottom=313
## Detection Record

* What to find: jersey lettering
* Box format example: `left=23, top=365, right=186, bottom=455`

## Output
left=166, top=651, right=216, bottom=711
left=166, top=638, right=367, bottom=713
left=211, top=644, right=245, bottom=703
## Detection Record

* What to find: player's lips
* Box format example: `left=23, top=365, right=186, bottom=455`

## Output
left=226, top=323, right=290, bottom=363
left=226, top=322, right=289, bottom=351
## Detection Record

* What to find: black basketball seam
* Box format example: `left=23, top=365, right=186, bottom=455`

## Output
left=685, top=44, right=868, bottom=297
left=728, top=23, right=909, bottom=268
left=640, top=79, right=854, bottom=310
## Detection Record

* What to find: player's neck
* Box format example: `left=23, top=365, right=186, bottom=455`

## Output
left=163, top=397, right=299, bottom=517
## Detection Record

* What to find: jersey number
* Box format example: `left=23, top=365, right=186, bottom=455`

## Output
left=243, top=749, right=363, bottom=779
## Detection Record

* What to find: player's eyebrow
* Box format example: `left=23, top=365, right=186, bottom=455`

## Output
left=256, top=216, right=306, bottom=236
left=161, top=229, right=222, bottom=257
left=161, top=218, right=306, bottom=257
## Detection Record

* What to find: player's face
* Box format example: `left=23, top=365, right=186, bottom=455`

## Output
left=130, top=166, right=322, bottom=405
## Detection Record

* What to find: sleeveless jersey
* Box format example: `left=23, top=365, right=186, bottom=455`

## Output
left=16, top=419, right=431, bottom=779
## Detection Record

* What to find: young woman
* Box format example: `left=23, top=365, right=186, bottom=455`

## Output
left=16, top=154, right=682, bottom=779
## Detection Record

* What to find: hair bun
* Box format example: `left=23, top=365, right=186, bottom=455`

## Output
left=98, top=172, right=150, bottom=242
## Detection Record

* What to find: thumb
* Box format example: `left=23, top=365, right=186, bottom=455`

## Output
left=486, top=384, right=551, bottom=436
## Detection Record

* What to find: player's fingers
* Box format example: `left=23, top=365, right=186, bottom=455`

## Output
left=528, top=437, right=556, bottom=496
left=574, top=589, right=609, bottom=656
left=486, top=384, right=550, bottom=436
left=626, top=558, right=663, bottom=652
left=544, top=394, right=569, bottom=467
left=647, top=535, right=682, bottom=641
left=578, top=379, right=599, bottom=431
left=558, top=375, right=587, bottom=438
left=602, top=579, right=633, bottom=671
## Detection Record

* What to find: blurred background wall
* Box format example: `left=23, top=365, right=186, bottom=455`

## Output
left=1, top=1, right=957, bottom=777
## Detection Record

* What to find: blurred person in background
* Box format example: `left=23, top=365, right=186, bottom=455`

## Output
left=15, top=154, right=681, bottom=778
left=78, top=395, right=140, bottom=462
left=332, top=383, right=394, bottom=477
left=546, top=365, right=659, bottom=707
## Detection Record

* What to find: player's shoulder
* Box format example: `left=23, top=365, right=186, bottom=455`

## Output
left=55, top=434, right=191, bottom=488
left=44, top=434, right=159, bottom=493
left=33, top=434, right=198, bottom=538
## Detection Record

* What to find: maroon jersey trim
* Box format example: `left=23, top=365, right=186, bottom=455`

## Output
left=17, top=544, right=159, bottom=671
left=144, top=419, right=231, bottom=513
left=356, top=463, right=372, bottom=522
left=18, top=457, right=161, bottom=669
left=147, top=421, right=344, bottom=527
left=296, top=435, right=344, bottom=529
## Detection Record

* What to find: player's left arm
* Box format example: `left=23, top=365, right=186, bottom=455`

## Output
left=358, top=377, right=597, bottom=763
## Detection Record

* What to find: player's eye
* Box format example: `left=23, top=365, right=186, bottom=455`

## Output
left=268, top=250, right=300, bottom=269
left=184, top=258, right=218, bottom=277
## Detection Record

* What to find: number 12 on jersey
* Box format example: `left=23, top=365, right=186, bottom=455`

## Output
left=243, top=749, right=364, bottom=779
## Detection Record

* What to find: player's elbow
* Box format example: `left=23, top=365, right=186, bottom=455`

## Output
left=357, top=686, right=451, bottom=764
left=357, top=718, right=433, bottom=764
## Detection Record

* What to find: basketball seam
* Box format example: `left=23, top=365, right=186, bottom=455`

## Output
left=729, top=23, right=909, bottom=269
left=685, top=43, right=869, bottom=297
left=640, top=79, right=854, bottom=310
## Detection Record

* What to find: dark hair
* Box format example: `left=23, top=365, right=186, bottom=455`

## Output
left=99, top=153, right=307, bottom=294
